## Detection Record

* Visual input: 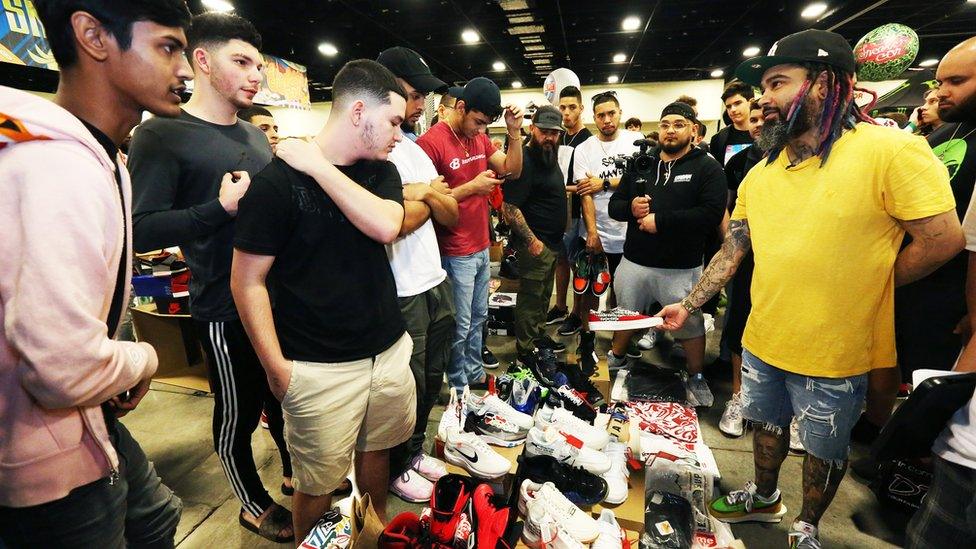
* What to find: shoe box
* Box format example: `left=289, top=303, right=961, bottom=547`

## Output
left=488, top=292, right=517, bottom=336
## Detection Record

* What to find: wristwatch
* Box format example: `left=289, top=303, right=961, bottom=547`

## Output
left=602, top=178, right=611, bottom=192
left=680, top=297, right=699, bottom=315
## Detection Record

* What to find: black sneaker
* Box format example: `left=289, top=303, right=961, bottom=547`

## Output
left=535, top=335, right=566, bottom=353
left=463, top=409, right=526, bottom=447
left=560, top=362, right=605, bottom=409
left=520, top=454, right=608, bottom=507
left=482, top=346, right=500, bottom=369
left=469, top=374, right=494, bottom=391
left=557, top=313, right=583, bottom=336
left=625, top=341, right=642, bottom=359
left=495, top=375, right=514, bottom=402
left=500, top=254, right=520, bottom=279
left=577, top=330, right=598, bottom=377
left=549, top=372, right=597, bottom=422
left=527, top=347, right=560, bottom=388
left=545, top=306, right=569, bottom=325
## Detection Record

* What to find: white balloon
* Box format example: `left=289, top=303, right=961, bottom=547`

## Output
left=543, top=68, right=582, bottom=106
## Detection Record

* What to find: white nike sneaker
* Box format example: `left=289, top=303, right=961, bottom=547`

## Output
left=437, top=387, right=465, bottom=441
left=719, top=392, right=745, bottom=438
left=519, top=480, right=599, bottom=543
left=536, top=406, right=610, bottom=450
left=521, top=496, right=587, bottom=548
left=442, top=428, right=511, bottom=479
left=601, top=442, right=630, bottom=505
left=525, top=426, right=611, bottom=475
left=789, top=417, right=806, bottom=454
left=637, top=330, right=657, bottom=350
left=467, top=390, right=534, bottom=430
left=591, top=510, right=626, bottom=549
left=410, top=453, right=447, bottom=482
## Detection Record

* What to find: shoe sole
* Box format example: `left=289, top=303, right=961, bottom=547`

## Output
left=589, top=317, right=663, bottom=331
left=484, top=362, right=500, bottom=369
left=712, top=504, right=788, bottom=524
left=389, top=485, right=431, bottom=503
left=557, top=326, right=581, bottom=336
left=478, top=433, right=527, bottom=447
left=719, top=427, right=745, bottom=438
left=545, top=315, right=569, bottom=325
left=443, top=448, right=509, bottom=479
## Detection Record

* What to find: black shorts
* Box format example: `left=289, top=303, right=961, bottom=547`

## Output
left=723, top=251, right=754, bottom=356
left=895, top=271, right=966, bottom=378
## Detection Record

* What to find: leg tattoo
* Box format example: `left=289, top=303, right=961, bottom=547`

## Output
left=754, top=424, right=789, bottom=498
left=799, top=454, right=847, bottom=526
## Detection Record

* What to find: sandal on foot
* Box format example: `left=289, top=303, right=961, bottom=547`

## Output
left=239, top=504, right=294, bottom=543
left=332, top=477, right=353, bottom=497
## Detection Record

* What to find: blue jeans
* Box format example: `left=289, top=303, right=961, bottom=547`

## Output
left=442, top=249, right=490, bottom=389
left=0, top=412, right=182, bottom=548
left=740, top=349, right=867, bottom=462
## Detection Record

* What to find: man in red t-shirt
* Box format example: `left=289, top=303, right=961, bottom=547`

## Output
left=417, top=77, right=523, bottom=390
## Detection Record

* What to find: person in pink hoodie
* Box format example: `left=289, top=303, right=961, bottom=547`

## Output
left=0, top=1, right=192, bottom=547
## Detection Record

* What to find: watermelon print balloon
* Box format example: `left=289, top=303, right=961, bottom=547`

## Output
left=854, top=23, right=919, bottom=81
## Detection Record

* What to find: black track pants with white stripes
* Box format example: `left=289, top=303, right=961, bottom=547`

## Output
left=194, top=319, right=292, bottom=517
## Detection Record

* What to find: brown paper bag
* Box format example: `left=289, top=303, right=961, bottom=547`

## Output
left=351, top=494, right=384, bottom=548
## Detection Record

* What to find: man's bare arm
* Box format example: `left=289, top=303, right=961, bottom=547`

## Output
left=501, top=202, right=539, bottom=246
left=895, top=210, right=965, bottom=287
left=685, top=219, right=752, bottom=309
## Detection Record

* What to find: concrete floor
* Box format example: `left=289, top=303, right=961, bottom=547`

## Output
left=122, top=322, right=907, bottom=548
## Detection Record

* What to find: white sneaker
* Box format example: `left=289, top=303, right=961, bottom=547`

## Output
left=521, top=498, right=587, bottom=548
left=687, top=374, right=714, bottom=408
left=789, top=417, right=806, bottom=454
left=389, top=468, right=433, bottom=503
left=519, top=480, right=600, bottom=543
left=637, top=330, right=656, bottom=350
left=536, top=406, right=610, bottom=450
left=719, top=393, right=745, bottom=438
left=601, top=442, right=630, bottom=505
left=437, top=387, right=465, bottom=441
left=606, top=351, right=631, bottom=372
left=442, top=428, right=511, bottom=479
left=467, top=391, right=534, bottom=431
left=410, top=453, right=447, bottom=482
left=703, top=313, right=715, bottom=333
left=789, top=520, right=822, bottom=549
left=591, top=510, right=626, bottom=549
left=525, top=426, right=611, bottom=474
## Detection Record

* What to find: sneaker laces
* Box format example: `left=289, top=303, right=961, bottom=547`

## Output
left=557, top=385, right=585, bottom=406
left=724, top=481, right=760, bottom=512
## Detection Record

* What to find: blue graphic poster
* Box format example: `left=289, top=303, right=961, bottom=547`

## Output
left=0, top=0, right=56, bottom=69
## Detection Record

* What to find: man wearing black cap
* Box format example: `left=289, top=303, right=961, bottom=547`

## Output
left=501, top=105, right=569, bottom=360
left=657, top=29, right=963, bottom=548
left=417, top=78, right=524, bottom=391
left=607, top=102, right=726, bottom=404
left=376, top=46, right=459, bottom=503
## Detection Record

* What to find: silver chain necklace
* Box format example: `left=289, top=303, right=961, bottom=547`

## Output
left=938, top=123, right=976, bottom=162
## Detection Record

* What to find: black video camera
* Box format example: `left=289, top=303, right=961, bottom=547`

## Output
left=613, top=139, right=657, bottom=178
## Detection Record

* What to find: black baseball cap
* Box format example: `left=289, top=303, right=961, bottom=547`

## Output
left=376, top=46, right=448, bottom=95
left=532, top=105, right=564, bottom=131
left=448, top=77, right=502, bottom=120
left=735, top=29, right=856, bottom=87
left=661, top=101, right=697, bottom=121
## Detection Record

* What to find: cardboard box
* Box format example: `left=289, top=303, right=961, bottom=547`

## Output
left=130, top=304, right=210, bottom=392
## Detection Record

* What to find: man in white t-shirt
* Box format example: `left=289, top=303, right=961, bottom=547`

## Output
left=907, top=36, right=976, bottom=548
left=572, top=91, right=644, bottom=372
left=377, top=47, right=459, bottom=504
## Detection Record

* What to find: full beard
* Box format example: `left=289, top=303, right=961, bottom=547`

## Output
left=940, top=92, right=976, bottom=124
left=660, top=136, right=692, bottom=155
left=529, top=141, right=557, bottom=168
left=756, top=94, right=819, bottom=153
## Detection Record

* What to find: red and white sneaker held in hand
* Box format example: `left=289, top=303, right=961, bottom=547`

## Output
left=588, top=308, right=663, bottom=331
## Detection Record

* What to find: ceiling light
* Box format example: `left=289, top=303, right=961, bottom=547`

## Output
left=919, top=58, right=940, bottom=67
left=710, top=69, right=725, bottom=78
left=461, top=29, right=479, bottom=43
left=622, top=16, right=640, bottom=31
left=613, top=53, right=627, bottom=63
left=202, top=0, right=234, bottom=11
left=743, top=46, right=761, bottom=57
left=800, top=2, right=828, bottom=18
left=318, top=43, right=338, bottom=57
left=493, top=61, right=505, bottom=71
left=608, top=75, right=620, bottom=84
left=512, top=81, right=523, bottom=89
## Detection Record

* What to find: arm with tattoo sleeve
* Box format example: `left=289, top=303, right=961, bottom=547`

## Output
left=501, top=201, right=538, bottom=247
left=685, top=218, right=752, bottom=309
left=894, top=210, right=965, bottom=287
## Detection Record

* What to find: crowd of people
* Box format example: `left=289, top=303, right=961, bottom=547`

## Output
left=2, top=1, right=976, bottom=548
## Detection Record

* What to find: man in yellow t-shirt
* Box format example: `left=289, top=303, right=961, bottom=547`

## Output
left=657, top=29, right=964, bottom=548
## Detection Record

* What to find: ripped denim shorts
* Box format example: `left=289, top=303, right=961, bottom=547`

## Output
left=740, top=348, right=868, bottom=462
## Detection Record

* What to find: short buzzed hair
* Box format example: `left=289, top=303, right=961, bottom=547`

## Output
left=238, top=106, right=273, bottom=122
left=186, top=12, right=261, bottom=54
left=559, top=86, right=582, bottom=103
left=332, top=59, right=406, bottom=108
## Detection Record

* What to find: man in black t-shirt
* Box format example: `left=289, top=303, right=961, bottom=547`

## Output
left=708, top=80, right=756, bottom=167
left=232, top=59, right=412, bottom=541
left=502, top=106, right=569, bottom=358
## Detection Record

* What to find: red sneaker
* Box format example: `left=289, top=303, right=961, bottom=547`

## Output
left=572, top=252, right=592, bottom=295
left=590, top=253, right=612, bottom=296
left=429, top=474, right=477, bottom=544
left=588, top=308, right=663, bottom=331
left=378, top=512, right=422, bottom=548
left=468, top=483, right=512, bottom=549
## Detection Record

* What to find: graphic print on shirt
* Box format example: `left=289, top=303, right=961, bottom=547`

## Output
left=933, top=138, right=967, bottom=181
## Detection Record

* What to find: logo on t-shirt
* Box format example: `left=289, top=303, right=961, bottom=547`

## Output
left=932, top=138, right=967, bottom=181
left=450, top=157, right=461, bottom=170
left=674, top=174, right=692, bottom=183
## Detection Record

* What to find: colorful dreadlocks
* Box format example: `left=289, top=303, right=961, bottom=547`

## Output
left=768, top=63, right=876, bottom=166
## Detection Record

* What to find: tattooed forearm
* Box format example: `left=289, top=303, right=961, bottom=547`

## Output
left=895, top=210, right=965, bottom=287
left=686, top=218, right=752, bottom=308
left=501, top=202, right=537, bottom=246
left=799, top=455, right=847, bottom=525
left=754, top=425, right=789, bottom=498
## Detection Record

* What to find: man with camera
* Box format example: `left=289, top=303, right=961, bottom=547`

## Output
left=607, top=102, right=727, bottom=403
